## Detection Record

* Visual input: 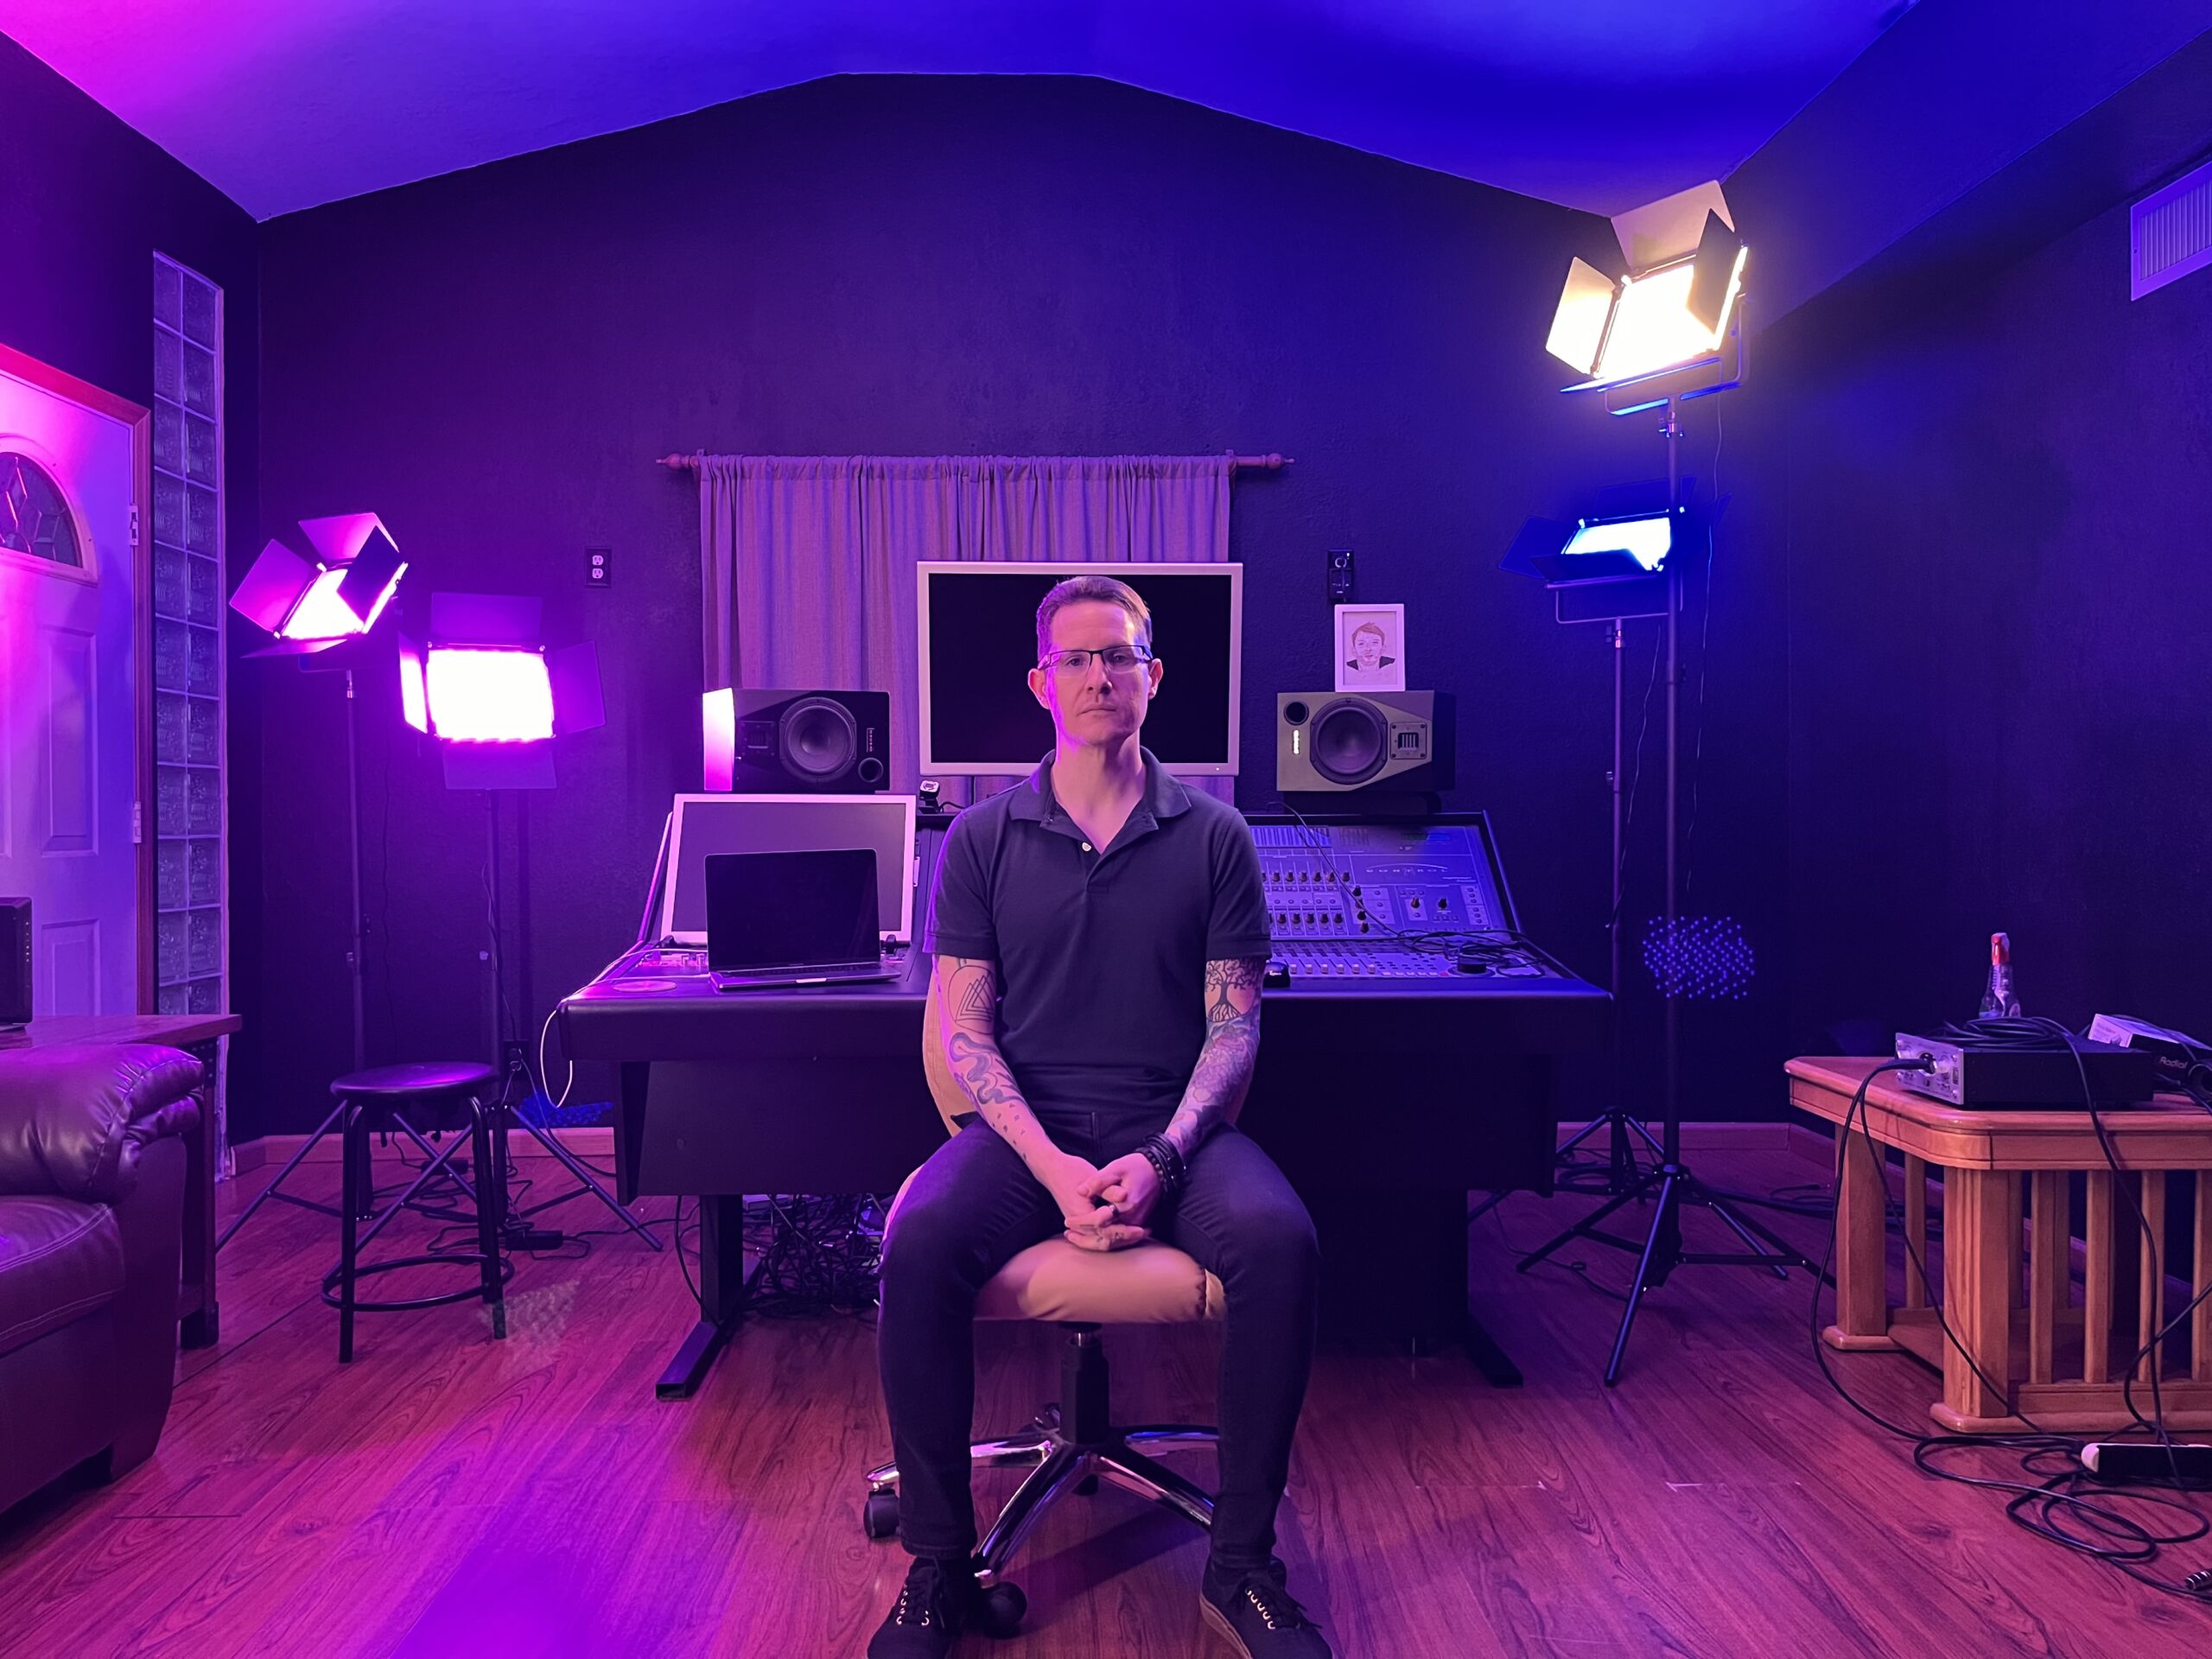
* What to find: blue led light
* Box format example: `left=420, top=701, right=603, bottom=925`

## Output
left=1566, top=513, right=1673, bottom=571
left=1643, top=915, right=1756, bottom=1001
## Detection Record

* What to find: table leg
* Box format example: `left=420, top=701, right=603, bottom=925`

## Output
left=657, top=1194, right=749, bottom=1401
left=1823, top=1122, right=1894, bottom=1351
left=1942, top=1167, right=2012, bottom=1426
left=179, top=1037, right=220, bottom=1348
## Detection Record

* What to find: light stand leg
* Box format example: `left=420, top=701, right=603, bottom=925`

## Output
left=1530, top=403, right=1828, bottom=1387
left=346, top=670, right=366, bottom=1072
left=478, top=800, right=661, bottom=1251
left=216, top=1096, right=352, bottom=1249
left=505, top=1109, right=664, bottom=1250
left=1540, top=608, right=1659, bottom=1205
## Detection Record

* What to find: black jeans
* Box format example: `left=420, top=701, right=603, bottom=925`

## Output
left=877, top=1107, right=1320, bottom=1573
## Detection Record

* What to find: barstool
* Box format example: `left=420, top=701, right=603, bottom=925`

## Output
left=321, top=1063, right=510, bottom=1362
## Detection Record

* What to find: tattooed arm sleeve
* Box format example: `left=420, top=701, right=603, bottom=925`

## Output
left=1160, top=957, right=1267, bottom=1163
left=933, top=954, right=1063, bottom=1172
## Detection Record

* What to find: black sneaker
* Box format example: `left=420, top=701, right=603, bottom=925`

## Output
left=868, top=1554, right=977, bottom=1657
left=1200, top=1557, right=1332, bottom=1657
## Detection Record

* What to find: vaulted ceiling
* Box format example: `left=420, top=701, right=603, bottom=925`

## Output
left=0, top=0, right=1910, bottom=220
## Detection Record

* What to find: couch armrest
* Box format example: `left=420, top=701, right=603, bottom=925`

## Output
left=0, top=1044, right=203, bottom=1203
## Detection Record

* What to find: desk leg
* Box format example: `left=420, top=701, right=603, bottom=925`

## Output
left=180, top=1038, right=220, bottom=1348
left=1460, top=1310, right=1523, bottom=1389
left=657, top=1195, right=747, bottom=1401
left=1939, top=1167, right=2012, bottom=1427
left=1822, top=1122, right=1893, bottom=1352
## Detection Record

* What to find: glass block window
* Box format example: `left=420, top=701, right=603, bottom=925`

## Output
left=0, top=452, right=84, bottom=567
left=152, top=253, right=228, bottom=1164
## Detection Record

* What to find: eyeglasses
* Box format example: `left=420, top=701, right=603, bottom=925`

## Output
left=1039, top=645, right=1154, bottom=676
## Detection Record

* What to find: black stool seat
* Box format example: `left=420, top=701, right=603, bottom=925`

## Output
left=333, top=1062, right=498, bottom=1099
left=328, top=1062, right=506, bottom=1361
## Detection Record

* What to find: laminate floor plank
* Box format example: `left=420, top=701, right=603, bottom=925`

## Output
left=3, top=1151, right=2208, bottom=1657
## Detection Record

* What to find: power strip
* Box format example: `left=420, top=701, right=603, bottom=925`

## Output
left=2081, top=1442, right=2212, bottom=1483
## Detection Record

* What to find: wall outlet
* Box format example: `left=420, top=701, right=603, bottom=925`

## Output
left=1327, top=547, right=1355, bottom=602
left=586, top=546, right=612, bottom=587
left=501, top=1039, right=530, bottom=1078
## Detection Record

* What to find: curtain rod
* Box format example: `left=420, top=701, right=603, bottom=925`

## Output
left=653, top=450, right=1289, bottom=472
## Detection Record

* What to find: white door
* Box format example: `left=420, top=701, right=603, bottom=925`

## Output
left=0, top=362, right=141, bottom=1016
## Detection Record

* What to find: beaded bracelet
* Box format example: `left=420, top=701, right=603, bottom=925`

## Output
left=1138, top=1133, right=1185, bottom=1192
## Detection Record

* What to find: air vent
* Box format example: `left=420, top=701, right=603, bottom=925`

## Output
left=2132, top=158, right=2212, bottom=299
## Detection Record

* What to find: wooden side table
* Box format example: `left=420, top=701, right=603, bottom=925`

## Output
left=1789, top=1057, right=2212, bottom=1433
left=4, top=1011, right=241, bottom=1348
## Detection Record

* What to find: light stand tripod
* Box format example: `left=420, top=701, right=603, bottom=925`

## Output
left=1510, top=399, right=1824, bottom=1386
left=475, top=790, right=662, bottom=1253
left=217, top=667, right=467, bottom=1250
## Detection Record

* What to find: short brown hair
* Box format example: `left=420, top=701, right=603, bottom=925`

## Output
left=1034, top=573, right=1153, bottom=663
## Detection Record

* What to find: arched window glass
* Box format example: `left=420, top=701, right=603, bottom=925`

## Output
left=0, top=452, right=83, bottom=568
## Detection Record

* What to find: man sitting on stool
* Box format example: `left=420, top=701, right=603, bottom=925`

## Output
left=872, top=573, right=1329, bottom=1657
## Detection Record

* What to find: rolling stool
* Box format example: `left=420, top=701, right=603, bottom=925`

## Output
left=321, top=1063, right=512, bottom=1362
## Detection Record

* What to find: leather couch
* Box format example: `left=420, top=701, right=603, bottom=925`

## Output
left=0, top=1043, right=202, bottom=1515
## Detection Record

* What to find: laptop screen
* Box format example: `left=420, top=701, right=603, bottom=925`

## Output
left=705, top=849, right=880, bottom=971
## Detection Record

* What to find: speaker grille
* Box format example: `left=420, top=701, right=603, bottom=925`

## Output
left=781, top=697, right=859, bottom=779
left=1309, top=699, right=1388, bottom=785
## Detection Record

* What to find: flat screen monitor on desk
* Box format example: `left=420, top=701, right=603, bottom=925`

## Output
left=917, top=560, right=1242, bottom=776
left=661, top=793, right=918, bottom=946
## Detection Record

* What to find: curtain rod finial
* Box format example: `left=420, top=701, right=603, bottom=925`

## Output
left=654, top=453, right=696, bottom=470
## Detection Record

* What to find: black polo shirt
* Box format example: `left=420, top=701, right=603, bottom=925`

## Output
left=923, top=750, right=1272, bottom=1122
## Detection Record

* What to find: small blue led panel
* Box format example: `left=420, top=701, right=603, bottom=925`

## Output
left=1564, top=514, right=1672, bottom=572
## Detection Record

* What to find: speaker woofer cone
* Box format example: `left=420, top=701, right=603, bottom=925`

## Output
left=781, top=697, right=859, bottom=779
left=1309, top=699, right=1388, bottom=785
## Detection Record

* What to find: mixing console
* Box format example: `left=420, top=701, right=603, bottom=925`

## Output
left=1246, top=815, right=1564, bottom=982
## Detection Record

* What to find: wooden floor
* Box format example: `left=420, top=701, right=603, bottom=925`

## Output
left=3, top=1141, right=2209, bottom=1658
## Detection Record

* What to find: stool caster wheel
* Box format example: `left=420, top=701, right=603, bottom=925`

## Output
left=861, top=1490, right=899, bottom=1540
left=1075, top=1474, right=1098, bottom=1495
left=976, top=1580, right=1027, bottom=1637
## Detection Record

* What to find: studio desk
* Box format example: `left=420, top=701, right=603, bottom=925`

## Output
left=561, top=821, right=1610, bottom=1398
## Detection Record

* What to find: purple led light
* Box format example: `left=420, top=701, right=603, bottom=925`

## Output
left=398, top=638, right=429, bottom=734
left=425, top=646, right=555, bottom=742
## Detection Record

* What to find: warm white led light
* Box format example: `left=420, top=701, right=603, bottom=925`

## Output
left=1598, top=263, right=1718, bottom=381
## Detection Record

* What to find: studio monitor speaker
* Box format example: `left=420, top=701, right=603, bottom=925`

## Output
left=704, top=689, right=890, bottom=793
left=1276, top=691, right=1453, bottom=794
left=0, top=898, right=29, bottom=1028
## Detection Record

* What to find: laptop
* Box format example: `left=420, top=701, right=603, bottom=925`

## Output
left=705, top=849, right=899, bottom=992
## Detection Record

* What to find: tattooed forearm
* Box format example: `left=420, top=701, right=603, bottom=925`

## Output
left=936, top=957, right=1060, bottom=1169
left=1164, top=957, right=1266, bottom=1161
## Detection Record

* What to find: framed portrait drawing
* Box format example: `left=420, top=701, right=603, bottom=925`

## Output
left=1334, top=603, right=1407, bottom=693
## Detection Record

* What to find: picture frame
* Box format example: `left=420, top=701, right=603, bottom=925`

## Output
left=1333, top=603, right=1406, bottom=693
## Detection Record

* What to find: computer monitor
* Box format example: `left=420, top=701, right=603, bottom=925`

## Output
left=917, top=561, right=1242, bottom=776
left=661, top=793, right=918, bottom=945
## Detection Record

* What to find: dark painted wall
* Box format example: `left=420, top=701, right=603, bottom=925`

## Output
left=1726, top=2, right=2210, bottom=322
left=1763, top=174, right=2212, bottom=1053
left=253, top=74, right=1751, bottom=1135
left=0, top=35, right=264, bottom=1104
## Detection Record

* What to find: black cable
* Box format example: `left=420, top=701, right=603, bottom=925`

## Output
left=1811, top=1048, right=2212, bottom=1600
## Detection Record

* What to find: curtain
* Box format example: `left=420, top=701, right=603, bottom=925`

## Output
left=696, top=455, right=1234, bottom=802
